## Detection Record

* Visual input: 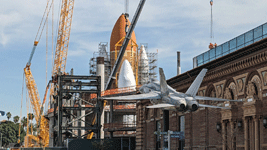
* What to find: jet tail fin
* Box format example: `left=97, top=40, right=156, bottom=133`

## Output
left=185, top=68, right=208, bottom=96
left=159, top=68, right=169, bottom=96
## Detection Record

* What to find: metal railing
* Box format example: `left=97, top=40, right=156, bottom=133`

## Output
left=193, top=22, right=267, bottom=68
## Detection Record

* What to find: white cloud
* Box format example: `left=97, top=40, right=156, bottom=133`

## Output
left=2, top=0, right=267, bottom=120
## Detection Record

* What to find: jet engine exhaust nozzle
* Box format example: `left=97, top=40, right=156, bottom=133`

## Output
left=180, top=104, right=186, bottom=110
left=191, top=104, right=198, bottom=111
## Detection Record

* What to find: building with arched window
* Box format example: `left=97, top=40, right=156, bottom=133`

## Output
left=136, top=23, right=267, bottom=150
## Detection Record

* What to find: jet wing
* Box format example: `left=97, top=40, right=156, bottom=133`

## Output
left=195, top=96, right=242, bottom=102
left=199, top=104, right=230, bottom=109
left=146, top=103, right=175, bottom=108
left=101, top=91, right=161, bottom=100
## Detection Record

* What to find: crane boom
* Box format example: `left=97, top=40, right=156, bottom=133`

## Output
left=24, top=67, right=41, bottom=124
left=50, top=0, right=74, bottom=107
left=87, top=0, right=146, bottom=139
left=24, top=66, right=50, bottom=147
left=52, top=0, right=74, bottom=75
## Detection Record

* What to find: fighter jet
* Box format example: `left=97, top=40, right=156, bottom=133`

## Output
left=102, top=68, right=241, bottom=112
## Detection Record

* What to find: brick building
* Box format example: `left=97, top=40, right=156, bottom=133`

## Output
left=136, top=23, right=267, bottom=150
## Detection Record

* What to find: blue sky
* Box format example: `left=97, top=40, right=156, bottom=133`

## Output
left=1, top=0, right=267, bottom=122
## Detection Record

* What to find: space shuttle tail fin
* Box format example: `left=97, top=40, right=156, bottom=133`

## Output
left=159, top=68, right=169, bottom=96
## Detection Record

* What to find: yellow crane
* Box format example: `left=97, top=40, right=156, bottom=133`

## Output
left=22, top=0, right=74, bottom=147
left=50, top=0, right=75, bottom=102
left=21, top=0, right=54, bottom=147
left=24, top=42, right=50, bottom=147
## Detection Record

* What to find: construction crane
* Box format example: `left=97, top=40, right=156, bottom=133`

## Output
left=22, top=0, right=56, bottom=147
left=49, top=0, right=75, bottom=103
left=24, top=41, right=50, bottom=147
left=87, top=0, right=147, bottom=139
left=22, top=0, right=75, bottom=147
left=23, top=3, right=52, bottom=146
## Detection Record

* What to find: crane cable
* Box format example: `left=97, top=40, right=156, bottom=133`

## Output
left=35, top=0, right=53, bottom=42
left=49, top=1, right=55, bottom=109
left=45, top=10, right=49, bottom=112
left=18, top=72, right=25, bottom=144
left=210, top=0, right=213, bottom=43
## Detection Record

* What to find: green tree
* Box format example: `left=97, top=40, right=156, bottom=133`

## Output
left=13, top=116, right=20, bottom=124
left=0, top=121, right=26, bottom=147
left=6, top=112, right=11, bottom=121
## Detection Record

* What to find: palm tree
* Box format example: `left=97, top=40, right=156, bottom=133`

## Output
left=6, top=112, right=11, bottom=121
left=13, top=115, right=20, bottom=123
left=28, top=113, right=34, bottom=121
left=21, top=117, right=27, bottom=127
left=21, top=116, right=28, bottom=132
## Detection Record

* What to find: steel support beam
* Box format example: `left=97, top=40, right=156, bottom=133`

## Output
left=52, top=73, right=101, bottom=147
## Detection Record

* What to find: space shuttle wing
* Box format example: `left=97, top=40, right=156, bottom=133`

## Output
left=101, top=91, right=161, bottom=100
left=195, top=96, right=243, bottom=102
left=146, top=103, right=175, bottom=108
left=199, top=104, right=230, bottom=109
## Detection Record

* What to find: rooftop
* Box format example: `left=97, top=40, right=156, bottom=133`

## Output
left=193, top=22, right=267, bottom=68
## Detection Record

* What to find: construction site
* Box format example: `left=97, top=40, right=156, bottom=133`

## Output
left=5, top=0, right=158, bottom=149
left=2, top=0, right=267, bottom=150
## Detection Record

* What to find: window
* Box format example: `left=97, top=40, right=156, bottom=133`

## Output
left=156, top=120, right=161, bottom=150
left=263, top=23, right=267, bottom=35
left=204, top=51, right=209, bottom=63
left=179, top=116, right=185, bottom=150
left=223, top=42, right=229, bottom=54
left=197, top=54, right=204, bottom=66
left=215, top=45, right=222, bottom=58
left=254, top=26, right=262, bottom=39
left=210, top=49, right=215, bottom=59
left=245, top=30, right=253, bottom=43
left=180, top=116, right=185, bottom=132
left=230, top=38, right=236, bottom=50
left=237, top=34, right=244, bottom=47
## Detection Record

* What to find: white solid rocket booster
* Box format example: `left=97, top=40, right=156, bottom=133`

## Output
left=139, top=45, right=149, bottom=85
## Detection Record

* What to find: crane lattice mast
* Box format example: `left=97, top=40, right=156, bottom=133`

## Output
left=50, top=0, right=75, bottom=105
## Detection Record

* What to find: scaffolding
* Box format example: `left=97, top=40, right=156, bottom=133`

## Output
left=137, top=44, right=158, bottom=84
left=89, top=42, right=158, bottom=87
